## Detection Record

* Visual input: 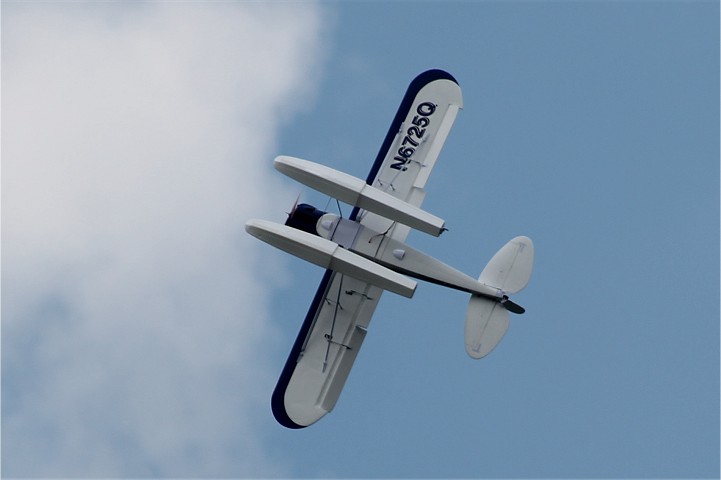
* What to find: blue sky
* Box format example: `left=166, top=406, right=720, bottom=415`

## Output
left=272, top=3, right=719, bottom=477
left=3, top=1, right=718, bottom=478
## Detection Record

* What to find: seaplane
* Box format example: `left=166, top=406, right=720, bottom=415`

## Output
left=245, top=69, right=534, bottom=429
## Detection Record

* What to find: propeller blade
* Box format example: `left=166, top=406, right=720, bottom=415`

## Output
left=287, top=192, right=302, bottom=217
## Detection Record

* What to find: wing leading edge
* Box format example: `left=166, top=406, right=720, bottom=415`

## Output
left=271, top=69, right=462, bottom=428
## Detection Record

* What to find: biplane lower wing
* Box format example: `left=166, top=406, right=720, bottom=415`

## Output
left=272, top=70, right=462, bottom=428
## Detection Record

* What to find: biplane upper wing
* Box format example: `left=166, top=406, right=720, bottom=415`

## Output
left=272, top=70, right=463, bottom=428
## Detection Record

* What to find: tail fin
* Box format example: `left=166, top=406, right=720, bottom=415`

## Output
left=465, top=236, right=534, bottom=359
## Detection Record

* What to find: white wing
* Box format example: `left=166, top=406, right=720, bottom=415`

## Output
left=272, top=70, right=462, bottom=428
left=355, top=69, right=463, bottom=241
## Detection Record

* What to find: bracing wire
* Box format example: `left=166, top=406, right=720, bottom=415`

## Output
left=322, top=274, right=345, bottom=372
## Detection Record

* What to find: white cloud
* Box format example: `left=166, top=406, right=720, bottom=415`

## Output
left=2, top=2, right=326, bottom=477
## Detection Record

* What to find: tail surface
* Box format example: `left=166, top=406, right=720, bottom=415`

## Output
left=464, top=236, right=534, bottom=359
left=479, top=236, right=534, bottom=294
left=465, top=296, right=509, bottom=358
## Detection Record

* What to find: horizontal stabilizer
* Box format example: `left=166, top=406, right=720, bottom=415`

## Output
left=245, top=219, right=417, bottom=297
left=479, top=236, right=534, bottom=294
left=274, top=156, right=446, bottom=236
left=464, top=295, right=509, bottom=359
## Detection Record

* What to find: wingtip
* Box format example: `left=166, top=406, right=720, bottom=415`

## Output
left=414, top=68, right=459, bottom=86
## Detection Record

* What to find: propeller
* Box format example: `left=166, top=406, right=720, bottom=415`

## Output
left=286, top=192, right=302, bottom=219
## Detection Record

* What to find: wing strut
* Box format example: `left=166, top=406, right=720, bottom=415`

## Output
left=323, top=274, right=346, bottom=372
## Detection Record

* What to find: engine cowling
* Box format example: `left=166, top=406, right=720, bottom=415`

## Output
left=284, top=203, right=326, bottom=235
